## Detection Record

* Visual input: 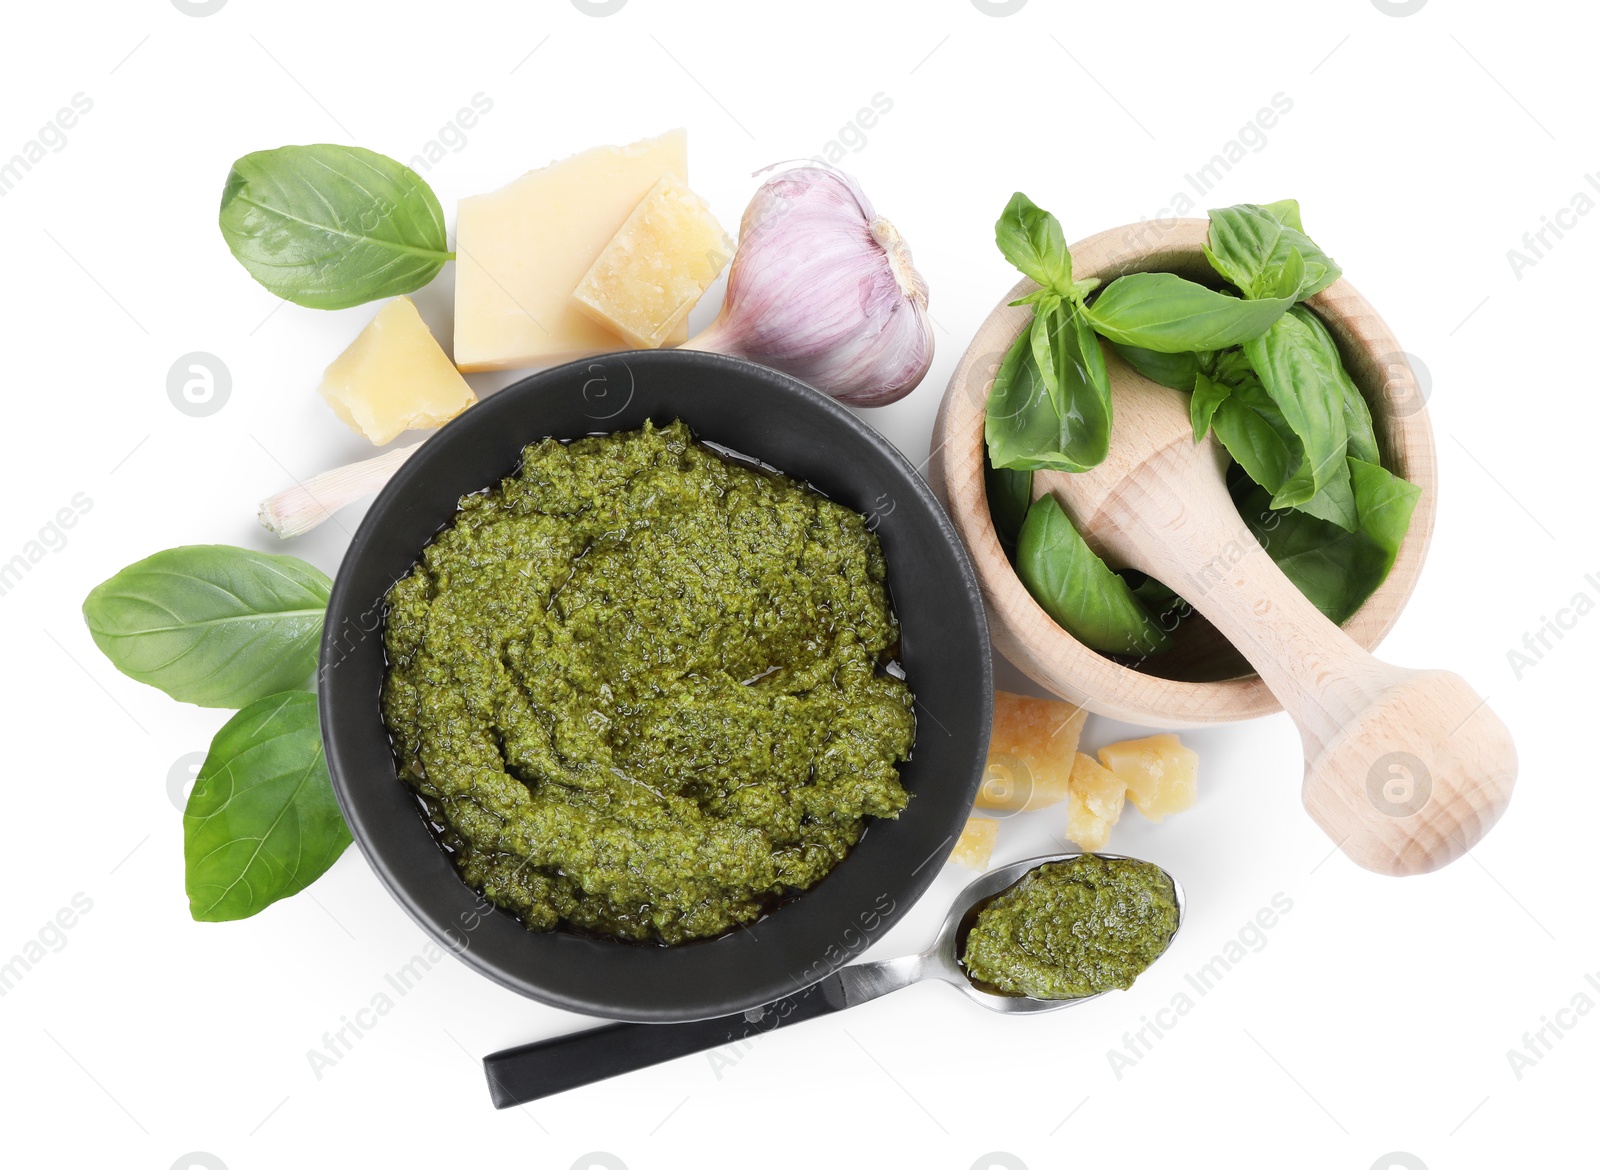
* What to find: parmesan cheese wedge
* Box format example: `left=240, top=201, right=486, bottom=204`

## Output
left=318, top=297, right=475, bottom=445
left=573, top=175, right=733, bottom=348
left=453, top=131, right=689, bottom=371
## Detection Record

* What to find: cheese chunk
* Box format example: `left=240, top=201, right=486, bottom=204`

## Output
left=318, top=297, right=475, bottom=445
left=453, top=131, right=689, bottom=371
left=975, top=691, right=1088, bottom=813
left=1065, top=752, right=1127, bottom=851
left=573, top=175, right=733, bottom=348
left=1098, top=734, right=1199, bottom=823
left=950, top=817, right=998, bottom=870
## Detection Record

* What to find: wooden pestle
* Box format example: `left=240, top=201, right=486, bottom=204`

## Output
left=1035, top=350, right=1516, bottom=876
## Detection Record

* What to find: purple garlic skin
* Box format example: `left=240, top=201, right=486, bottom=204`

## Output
left=688, top=167, right=934, bottom=407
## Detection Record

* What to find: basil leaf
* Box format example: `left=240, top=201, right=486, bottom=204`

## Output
left=218, top=144, right=453, bottom=310
left=1112, top=342, right=1213, bottom=391
left=1120, top=569, right=1181, bottom=613
left=1241, top=310, right=1350, bottom=509
left=996, top=192, right=1074, bottom=294
left=1211, top=395, right=1296, bottom=490
left=1294, top=462, right=1359, bottom=531
left=1195, top=350, right=1302, bottom=489
left=1236, top=458, right=1420, bottom=624
left=1015, top=495, right=1172, bottom=655
left=1291, top=306, right=1379, bottom=465
left=82, top=545, right=330, bottom=709
left=1260, top=199, right=1304, bottom=232
left=1190, top=371, right=1232, bottom=441
left=185, top=691, right=351, bottom=922
left=986, top=303, right=1111, bottom=473
left=1204, top=202, right=1341, bottom=300
left=1029, top=297, right=1066, bottom=413
left=984, top=449, right=1033, bottom=557
left=1084, top=272, right=1294, bottom=353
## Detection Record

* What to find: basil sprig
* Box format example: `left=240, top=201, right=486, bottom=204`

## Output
left=985, top=196, right=1418, bottom=655
left=83, top=546, right=350, bottom=922
left=219, top=144, right=453, bottom=309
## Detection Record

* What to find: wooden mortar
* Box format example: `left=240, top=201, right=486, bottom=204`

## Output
left=930, top=219, right=1514, bottom=874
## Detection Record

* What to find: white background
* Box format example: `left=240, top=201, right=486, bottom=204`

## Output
left=0, top=1, right=1592, bottom=1167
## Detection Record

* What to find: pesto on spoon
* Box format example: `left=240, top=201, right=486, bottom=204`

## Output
left=961, top=854, right=1181, bottom=999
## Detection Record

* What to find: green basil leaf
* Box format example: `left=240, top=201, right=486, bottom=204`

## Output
left=82, top=545, right=330, bottom=708
left=1294, top=462, right=1359, bottom=531
left=1241, top=310, right=1350, bottom=509
left=1204, top=202, right=1341, bottom=300
left=1346, top=458, right=1421, bottom=559
left=1016, top=495, right=1172, bottom=655
left=218, top=144, right=453, bottom=310
left=185, top=690, right=351, bottom=922
left=986, top=304, right=1112, bottom=473
left=1235, top=458, right=1420, bottom=624
left=1291, top=306, right=1379, bottom=465
left=995, top=192, right=1074, bottom=294
left=1084, top=272, right=1294, bottom=353
left=1120, top=569, right=1181, bottom=613
left=1212, top=395, right=1296, bottom=490
left=1191, top=371, right=1232, bottom=441
left=1029, top=297, right=1065, bottom=413
left=1112, top=342, right=1213, bottom=391
left=1260, top=199, right=1304, bottom=232
left=984, top=449, right=1033, bottom=557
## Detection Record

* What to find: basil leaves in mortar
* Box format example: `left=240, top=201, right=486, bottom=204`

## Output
left=82, top=545, right=348, bottom=921
left=218, top=144, right=453, bottom=309
left=984, top=196, right=1419, bottom=649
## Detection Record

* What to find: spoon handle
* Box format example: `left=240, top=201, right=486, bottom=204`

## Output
left=481, top=957, right=920, bottom=1107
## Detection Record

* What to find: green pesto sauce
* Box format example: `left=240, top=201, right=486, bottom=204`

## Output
left=961, top=855, right=1179, bottom=999
left=381, top=420, right=915, bottom=945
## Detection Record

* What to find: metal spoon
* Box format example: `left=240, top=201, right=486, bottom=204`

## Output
left=481, top=851, right=1185, bottom=1107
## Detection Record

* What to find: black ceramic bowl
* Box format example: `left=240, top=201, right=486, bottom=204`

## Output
left=319, top=350, right=991, bottom=1023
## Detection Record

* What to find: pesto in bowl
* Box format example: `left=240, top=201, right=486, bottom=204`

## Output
left=380, top=419, right=915, bottom=945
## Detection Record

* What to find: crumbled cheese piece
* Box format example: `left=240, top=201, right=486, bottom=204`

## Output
left=1098, top=733, right=1199, bottom=822
left=318, top=297, right=475, bottom=445
left=950, top=817, right=999, bottom=869
left=975, top=691, right=1087, bottom=812
left=1065, top=752, right=1127, bottom=850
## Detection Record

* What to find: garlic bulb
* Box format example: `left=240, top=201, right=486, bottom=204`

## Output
left=684, top=167, right=934, bottom=407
